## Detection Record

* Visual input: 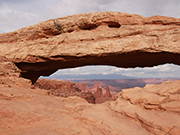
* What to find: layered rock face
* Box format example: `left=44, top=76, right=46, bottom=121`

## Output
left=1, top=80, right=180, bottom=134
left=75, top=83, right=89, bottom=92
left=34, top=79, right=95, bottom=103
left=34, top=79, right=112, bottom=104
left=104, top=84, right=112, bottom=97
left=112, top=81, right=180, bottom=134
left=0, top=56, right=31, bottom=87
left=90, top=82, right=106, bottom=93
left=93, top=83, right=113, bottom=103
left=93, top=86, right=103, bottom=98
left=0, top=11, right=180, bottom=83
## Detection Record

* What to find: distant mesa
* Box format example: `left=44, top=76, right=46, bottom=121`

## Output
left=75, top=83, right=89, bottom=92
left=34, top=79, right=113, bottom=104
left=74, top=78, right=180, bottom=93
left=34, top=79, right=95, bottom=104
left=90, top=82, right=106, bottom=93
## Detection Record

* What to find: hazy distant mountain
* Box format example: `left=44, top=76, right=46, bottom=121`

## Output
left=44, top=73, right=135, bottom=80
left=72, top=78, right=180, bottom=92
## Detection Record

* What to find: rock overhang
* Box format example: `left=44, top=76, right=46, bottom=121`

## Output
left=0, top=11, right=180, bottom=84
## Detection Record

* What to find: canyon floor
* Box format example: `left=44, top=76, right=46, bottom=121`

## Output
left=1, top=80, right=180, bottom=135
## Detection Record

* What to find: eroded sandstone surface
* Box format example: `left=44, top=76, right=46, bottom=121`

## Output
left=1, top=80, right=180, bottom=135
left=0, top=56, right=31, bottom=87
left=0, top=12, right=180, bottom=135
left=34, top=79, right=95, bottom=104
left=93, top=83, right=113, bottom=103
left=34, top=79, right=113, bottom=104
left=0, top=11, right=180, bottom=83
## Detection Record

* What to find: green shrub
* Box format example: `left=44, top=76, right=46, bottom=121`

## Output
left=54, top=20, right=62, bottom=31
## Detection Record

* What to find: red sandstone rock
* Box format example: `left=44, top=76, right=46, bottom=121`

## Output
left=1, top=12, right=180, bottom=84
left=92, top=83, right=113, bottom=103
left=104, top=84, right=112, bottom=98
left=0, top=12, right=180, bottom=135
left=34, top=79, right=95, bottom=104
left=90, top=82, right=106, bottom=93
left=0, top=56, right=31, bottom=87
left=75, top=83, right=89, bottom=92
left=1, top=80, right=180, bottom=134
left=93, top=86, right=103, bottom=98
left=80, top=79, right=180, bottom=93
left=112, top=80, right=180, bottom=134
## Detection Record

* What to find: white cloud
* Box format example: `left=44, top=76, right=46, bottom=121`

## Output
left=118, top=64, right=180, bottom=78
left=48, top=64, right=180, bottom=78
left=1, top=0, right=180, bottom=32
left=0, top=1, right=38, bottom=32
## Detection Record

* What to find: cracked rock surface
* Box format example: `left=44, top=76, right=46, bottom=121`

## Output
left=1, top=80, right=180, bottom=135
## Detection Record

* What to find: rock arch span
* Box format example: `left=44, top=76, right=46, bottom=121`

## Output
left=15, top=52, right=180, bottom=84
left=0, top=11, right=180, bottom=84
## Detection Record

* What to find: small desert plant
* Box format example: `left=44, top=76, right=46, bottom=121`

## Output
left=54, top=20, right=62, bottom=31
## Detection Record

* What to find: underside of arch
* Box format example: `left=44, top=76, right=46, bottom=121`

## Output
left=15, top=51, right=180, bottom=84
left=0, top=11, right=180, bottom=84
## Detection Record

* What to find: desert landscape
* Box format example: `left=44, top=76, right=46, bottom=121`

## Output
left=0, top=11, right=180, bottom=134
left=34, top=78, right=180, bottom=104
left=73, top=78, right=180, bottom=92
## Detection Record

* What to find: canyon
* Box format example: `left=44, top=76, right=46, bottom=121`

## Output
left=34, top=79, right=113, bottom=104
left=0, top=11, right=180, bottom=134
left=1, top=78, right=180, bottom=134
left=34, top=78, right=180, bottom=104
left=74, top=78, right=180, bottom=92
left=34, top=79, right=95, bottom=104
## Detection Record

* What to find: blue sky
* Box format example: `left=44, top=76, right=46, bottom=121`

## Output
left=1, top=0, right=180, bottom=78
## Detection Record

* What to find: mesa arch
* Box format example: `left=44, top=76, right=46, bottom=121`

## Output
left=0, top=11, right=180, bottom=84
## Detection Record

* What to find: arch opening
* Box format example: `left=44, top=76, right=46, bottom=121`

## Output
left=15, top=51, right=180, bottom=84
left=40, top=64, right=180, bottom=80
left=37, top=64, right=180, bottom=103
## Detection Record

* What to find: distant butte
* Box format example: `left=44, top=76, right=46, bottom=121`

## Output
left=92, top=83, right=113, bottom=103
left=0, top=11, right=180, bottom=84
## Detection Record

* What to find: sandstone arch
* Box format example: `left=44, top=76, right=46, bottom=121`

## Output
left=0, top=11, right=180, bottom=84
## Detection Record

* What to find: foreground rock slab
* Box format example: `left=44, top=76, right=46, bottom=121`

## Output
left=1, top=80, right=180, bottom=135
